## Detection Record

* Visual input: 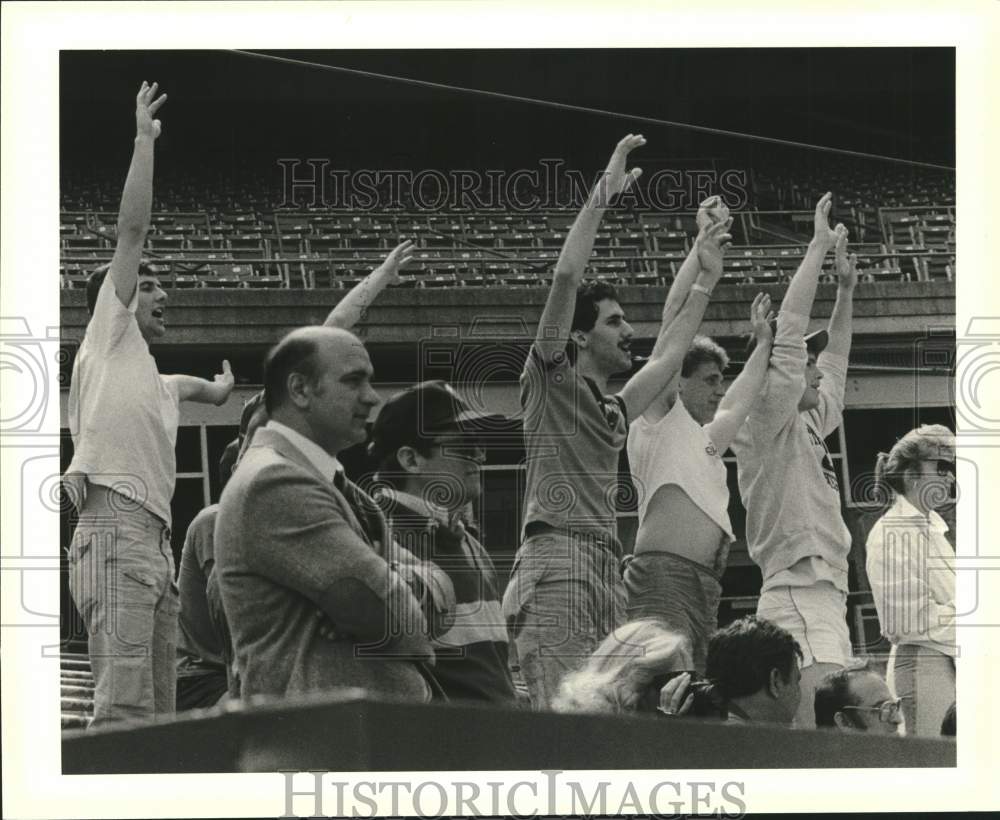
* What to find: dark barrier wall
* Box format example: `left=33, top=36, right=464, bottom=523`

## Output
left=62, top=693, right=955, bottom=774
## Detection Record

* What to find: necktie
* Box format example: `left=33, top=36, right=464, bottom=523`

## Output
left=333, top=470, right=381, bottom=546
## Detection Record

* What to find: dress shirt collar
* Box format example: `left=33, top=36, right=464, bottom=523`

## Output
left=264, top=420, right=343, bottom=483
left=891, top=493, right=950, bottom=535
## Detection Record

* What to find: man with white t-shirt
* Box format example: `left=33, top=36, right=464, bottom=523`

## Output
left=626, top=262, right=775, bottom=673
left=63, top=83, right=235, bottom=726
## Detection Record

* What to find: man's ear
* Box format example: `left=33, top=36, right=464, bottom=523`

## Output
left=833, top=711, right=852, bottom=731
left=570, top=328, right=588, bottom=350
left=286, top=372, right=312, bottom=409
left=767, top=667, right=783, bottom=699
left=396, top=445, right=423, bottom=475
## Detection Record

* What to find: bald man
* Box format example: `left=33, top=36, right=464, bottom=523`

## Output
left=214, top=327, right=438, bottom=702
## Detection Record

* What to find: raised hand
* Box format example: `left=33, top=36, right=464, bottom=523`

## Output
left=750, top=292, right=775, bottom=343
left=812, top=192, right=840, bottom=250
left=213, top=360, right=235, bottom=405
left=696, top=218, right=733, bottom=283
left=376, top=240, right=416, bottom=285
left=592, top=134, right=646, bottom=207
left=658, top=672, right=694, bottom=716
left=135, top=81, right=167, bottom=140
left=696, top=195, right=731, bottom=232
left=833, top=224, right=858, bottom=290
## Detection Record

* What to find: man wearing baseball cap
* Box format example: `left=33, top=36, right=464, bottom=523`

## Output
left=730, top=192, right=860, bottom=728
left=368, top=381, right=516, bottom=704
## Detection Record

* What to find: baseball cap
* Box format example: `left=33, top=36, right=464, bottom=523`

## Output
left=368, top=380, right=500, bottom=464
left=804, top=328, right=829, bottom=356
left=745, top=322, right=829, bottom=356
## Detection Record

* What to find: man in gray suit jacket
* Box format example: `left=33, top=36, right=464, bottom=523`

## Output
left=215, top=326, right=437, bottom=702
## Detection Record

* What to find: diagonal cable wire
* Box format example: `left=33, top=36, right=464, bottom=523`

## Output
left=228, top=49, right=955, bottom=173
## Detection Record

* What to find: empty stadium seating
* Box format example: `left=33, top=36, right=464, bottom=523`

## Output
left=60, top=166, right=956, bottom=290
left=60, top=650, right=94, bottom=730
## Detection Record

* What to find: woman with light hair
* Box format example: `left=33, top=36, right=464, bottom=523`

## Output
left=866, top=424, right=956, bottom=737
left=550, top=619, right=698, bottom=715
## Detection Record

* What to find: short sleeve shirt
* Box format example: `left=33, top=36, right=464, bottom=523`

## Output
left=66, top=274, right=179, bottom=525
left=519, top=345, right=628, bottom=538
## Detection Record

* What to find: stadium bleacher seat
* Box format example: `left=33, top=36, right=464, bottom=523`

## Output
left=60, top=161, right=957, bottom=291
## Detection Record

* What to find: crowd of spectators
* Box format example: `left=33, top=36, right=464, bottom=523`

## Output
left=64, top=83, right=957, bottom=747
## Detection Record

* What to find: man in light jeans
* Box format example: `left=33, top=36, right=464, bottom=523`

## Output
left=64, top=83, right=235, bottom=726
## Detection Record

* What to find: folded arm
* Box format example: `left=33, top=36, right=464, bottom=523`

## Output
left=867, top=524, right=956, bottom=653
left=245, top=465, right=432, bottom=653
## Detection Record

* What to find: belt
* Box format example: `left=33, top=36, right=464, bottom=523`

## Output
left=523, top=521, right=623, bottom=557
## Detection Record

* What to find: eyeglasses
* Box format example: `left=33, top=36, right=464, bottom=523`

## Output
left=429, top=439, right=486, bottom=461
left=934, top=459, right=956, bottom=478
left=841, top=697, right=903, bottom=724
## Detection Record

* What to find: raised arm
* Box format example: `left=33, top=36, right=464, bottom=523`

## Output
left=643, top=198, right=731, bottom=416
left=825, top=226, right=857, bottom=358
left=705, top=293, right=774, bottom=452
left=109, top=82, right=167, bottom=307
left=533, top=134, right=645, bottom=366
left=618, top=219, right=730, bottom=419
left=653, top=195, right=730, bottom=339
left=164, top=360, right=235, bottom=406
left=747, top=193, right=842, bottom=438
left=324, top=240, right=415, bottom=330
left=781, top=192, right=840, bottom=318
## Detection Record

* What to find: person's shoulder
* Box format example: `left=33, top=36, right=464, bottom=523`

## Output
left=522, top=343, right=573, bottom=380
left=189, top=503, right=220, bottom=530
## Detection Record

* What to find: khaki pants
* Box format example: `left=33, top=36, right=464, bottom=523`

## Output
left=68, top=485, right=179, bottom=727
left=502, top=531, right=626, bottom=710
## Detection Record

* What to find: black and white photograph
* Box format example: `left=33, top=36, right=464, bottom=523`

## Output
left=3, top=2, right=999, bottom=817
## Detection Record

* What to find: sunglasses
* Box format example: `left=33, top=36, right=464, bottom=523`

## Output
left=932, top=459, right=956, bottom=478
left=841, top=697, right=903, bottom=724
left=429, top=439, right=486, bottom=460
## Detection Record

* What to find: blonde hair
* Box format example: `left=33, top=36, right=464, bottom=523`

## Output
left=874, top=424, right=955, bottom=500
left=551, top=619, right=693, bottom=714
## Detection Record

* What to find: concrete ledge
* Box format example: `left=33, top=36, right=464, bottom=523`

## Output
left=62, top=691, right=955, bottom=773
left=60, top=281, right=955, bottom=346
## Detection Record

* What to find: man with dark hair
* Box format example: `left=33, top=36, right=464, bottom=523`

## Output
left=705, top=616, right=803, bottom=726
left=730, top=193, right=860, bottom=729
left=214, top=326, right=440, bottom=701
left=814, top=665, right=903, bottom=735
left=63, top=84, right=235, bottom=726
left=368, top=381, right=516, bottom=704
left=502, top=135, right=733, bottom=709
left=625, top=193, right=776, bottom=674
